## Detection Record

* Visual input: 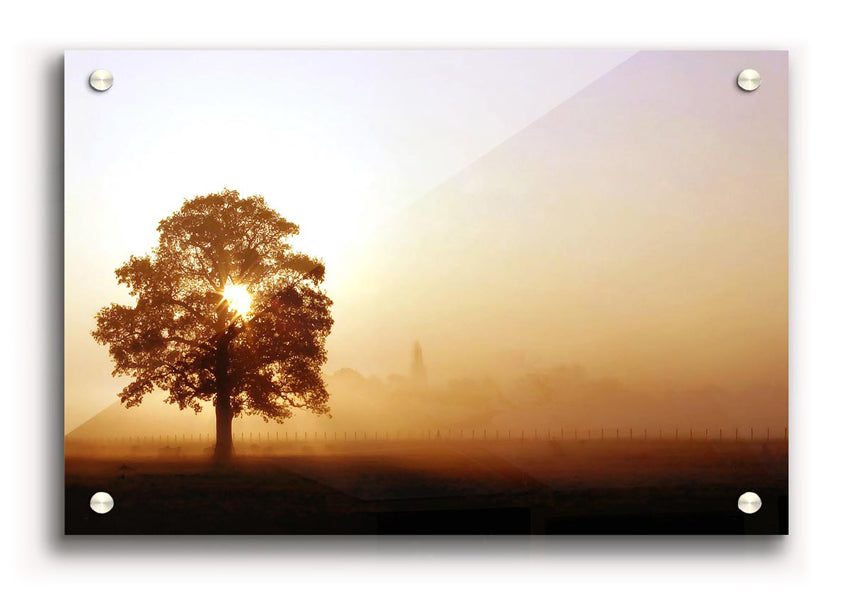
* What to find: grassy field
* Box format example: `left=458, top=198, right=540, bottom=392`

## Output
left=65, top=439, right=788, bottom=534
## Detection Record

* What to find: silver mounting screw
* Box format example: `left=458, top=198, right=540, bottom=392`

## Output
left=89, top=69, right=113, bottom=92
left=90, top=491, right=115, bottom=514
left=737, top=69, right=761, bottom=92
left=737, top=491, right=762, bottom=514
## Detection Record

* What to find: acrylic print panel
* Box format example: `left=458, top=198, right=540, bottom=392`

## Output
left=64, top=50, right=788, bottom=534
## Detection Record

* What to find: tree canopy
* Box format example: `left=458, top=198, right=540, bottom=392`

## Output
left=92, top=190, right=333, bottom=457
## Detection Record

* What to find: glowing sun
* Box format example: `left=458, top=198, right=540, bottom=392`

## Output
left=222, top=283, right=252, bottom=317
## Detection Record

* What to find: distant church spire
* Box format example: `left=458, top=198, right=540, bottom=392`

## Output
left=411, top=341, right=427, bottom=385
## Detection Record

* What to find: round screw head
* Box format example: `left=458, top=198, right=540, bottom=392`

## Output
left=90, top=491, right=114, bottom=514
left=737, top=69, right=761, bottom=92
left=89, top=69, right=113, bottom=92
left=737, top=491, right=762, bottom=514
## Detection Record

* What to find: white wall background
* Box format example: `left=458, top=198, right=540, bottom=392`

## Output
left=1, top=0, right=846, bottom=597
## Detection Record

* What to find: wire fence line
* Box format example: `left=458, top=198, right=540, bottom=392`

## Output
left=78, top=426, right=788, bottom=446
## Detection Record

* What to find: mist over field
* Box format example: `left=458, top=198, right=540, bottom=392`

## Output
left=67, top=347, right=786, bottom=445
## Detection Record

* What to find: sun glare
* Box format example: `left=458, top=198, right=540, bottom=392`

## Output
left=222, top=283, right=252, bottom=317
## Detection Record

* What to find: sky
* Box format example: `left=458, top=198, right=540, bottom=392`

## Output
left=65, top=50, right=787, bottom=434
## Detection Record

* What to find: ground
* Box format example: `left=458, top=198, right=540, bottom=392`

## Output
left=65, top=439, right=788, bottom=534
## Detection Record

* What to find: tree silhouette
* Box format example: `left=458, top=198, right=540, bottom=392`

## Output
left=92, top=190, right=333, bottom=461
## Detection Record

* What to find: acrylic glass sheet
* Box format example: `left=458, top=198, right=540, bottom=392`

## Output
left=64, top=50, right=788, bottom=534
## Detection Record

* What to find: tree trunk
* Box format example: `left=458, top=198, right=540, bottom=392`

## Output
left=213, top=338, right=233, bottom=463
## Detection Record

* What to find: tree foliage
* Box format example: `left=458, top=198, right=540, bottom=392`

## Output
left=92, top=190, right=333, bottom=427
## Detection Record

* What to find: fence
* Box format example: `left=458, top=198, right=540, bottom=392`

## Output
left=80, top=426, right=788, bottom=446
